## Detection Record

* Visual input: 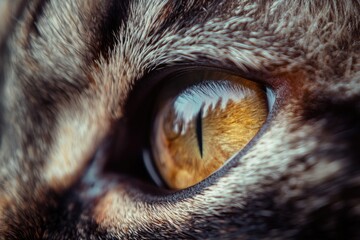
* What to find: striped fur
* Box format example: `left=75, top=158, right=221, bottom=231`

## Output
left=0, top=0, right=359, bottom=239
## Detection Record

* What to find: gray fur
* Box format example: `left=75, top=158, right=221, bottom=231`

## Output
left=0, top=0, right=359, bottom=239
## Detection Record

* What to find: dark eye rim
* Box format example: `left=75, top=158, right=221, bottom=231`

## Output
left=145, top=71, right=274, bottom=190
left=114, top=64, right=286, bottom=202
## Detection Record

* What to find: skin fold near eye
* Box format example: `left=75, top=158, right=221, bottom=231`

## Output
left=151, top=73, right=268, bottom=190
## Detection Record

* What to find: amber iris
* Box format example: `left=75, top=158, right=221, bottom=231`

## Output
left=151, top=72, right=268, bottom=189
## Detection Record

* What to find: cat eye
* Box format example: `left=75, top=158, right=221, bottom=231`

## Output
left=144, top=70, right=274, bottom=190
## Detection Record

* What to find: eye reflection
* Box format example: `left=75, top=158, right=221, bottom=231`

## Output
left=151, top=73, right=269, bottom=190
left=169, top=80, right=258, bottom=136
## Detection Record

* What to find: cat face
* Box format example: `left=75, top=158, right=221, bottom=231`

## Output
left=0, top=0, right=359, bottom=239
